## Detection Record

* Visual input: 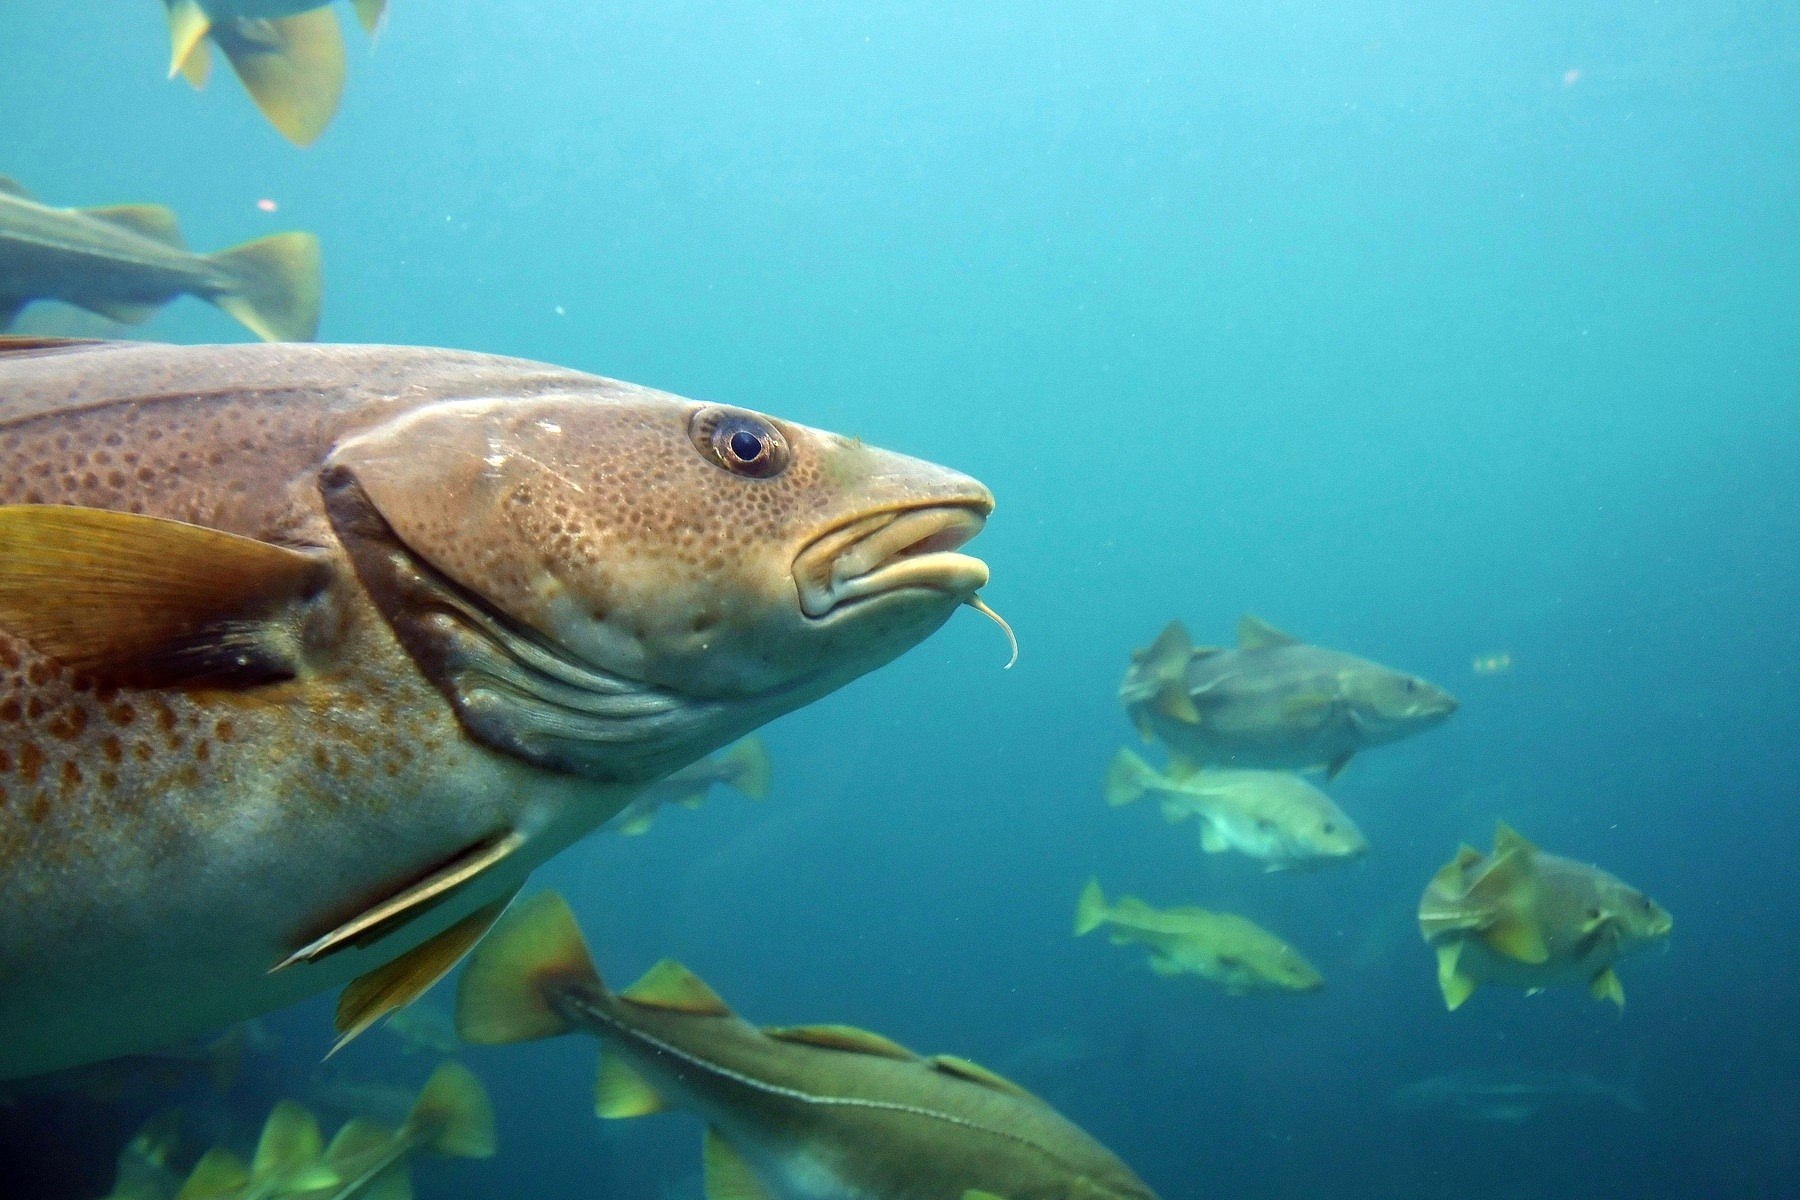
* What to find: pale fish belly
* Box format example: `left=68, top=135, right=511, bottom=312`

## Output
left=1457, top=937, right=1619, bottom=993
left=0, top=623, right=627, bottom=1080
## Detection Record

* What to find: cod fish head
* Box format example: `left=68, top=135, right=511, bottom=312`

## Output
left=1595, top=878, right=1673, bottom=949
left=1300, top=809, right=1369, bottom=862
left=1340, top=662, right=1458, bottom=741
left=324, top=386, right=992, bottom=782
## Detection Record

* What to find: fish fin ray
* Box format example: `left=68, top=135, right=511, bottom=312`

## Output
left=174, top=1148, right=249, bottom=1200
left=1483, top=914, right=1550, bottom=965
left=1436, top=942, right=1476, bottom=1011
left=249, top=1101, right=324, bottom=1185
left=455, top=891, right=598, bottom=1045
left=765, top=1024, right=917, bottom=1060
left=165, top=0, right=212, bottom=82
left=1590, top=966, right=1626, bottom=1009
left=719, top=735, right=773, bottom=800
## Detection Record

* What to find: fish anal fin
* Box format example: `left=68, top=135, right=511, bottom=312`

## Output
left=1237, top=614, right=1303, bottom=650
left=1591, top=966, right=1625, bottom=1009
left=213, top=11, right=347, bottom=147
left=275, top=830, right=525, bottom=972
left=1483, top=914, right=1550, bottom=965
left=1436, top=942, right=1476, bottom=1011
left=929, top=1054, right=1035, bottom=1099
left=596, top=1055, right=669, bottom=1119
left=328, top=890, right=518, bottom=1057
left=765, top=1024, right=916, bottom=1061
left=0, top=504, right=330, bottom=688
left=82, top=204, right=186, bottom=248
left=620, top=960, right=732, bottom=1016
left=704, top=1128, right=772, bottom=1200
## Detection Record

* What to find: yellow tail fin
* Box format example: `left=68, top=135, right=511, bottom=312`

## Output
left=456, top=891, right=600, bottom=1045
left=719, top=736, right=774, bottom=801
left=407, top=1061, right=496, bottom=1159
left=208, top=231, right=322, bottom=342
left=212, top=10, right=346, bottom=146
left=174, top=1148, right=249, bottom=1200
left=1074, top=879, right=1110, bottom=937
left=1103, top=748, right=1157, bottom=807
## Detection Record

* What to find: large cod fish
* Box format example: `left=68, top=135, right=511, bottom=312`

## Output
left=0, top=337, right=996, bottom=1080
left=1119, top=614, right=1458, bottom=779
left=457, top=892, right=1161, bottom=1200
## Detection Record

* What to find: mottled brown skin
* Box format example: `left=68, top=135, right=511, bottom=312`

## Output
left=0, top=341, right=990, bottom=1079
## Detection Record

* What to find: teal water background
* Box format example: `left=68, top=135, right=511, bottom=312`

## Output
left=3, top=2, right=1797, bottom=1197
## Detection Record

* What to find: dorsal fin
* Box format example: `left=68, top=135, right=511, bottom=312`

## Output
left=1492, top=822, right=1537, bottom=858
left=81, top=204, right=187, bottom=248
left=1132, top=619, right=1194, bottom=667
left=1237, top=614, right=1302, bottom=650
left=928, top=1054, right=1036, bottom=1099
left=619, top=960, right=732, bottom=1016
left=765, top=1024, right=917, bottom=1061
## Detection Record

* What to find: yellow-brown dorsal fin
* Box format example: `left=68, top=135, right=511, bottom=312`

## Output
left=274, top=831, right=525, bottom=973
left=1132, top=619, right=1194, bottom=668
left=328, top=891, right=517, bottom=1057
left=704, top=1128, right=772, bottom=1200
left=407, top=1061, right=495, bottom=1158
left=0, top=504, right=331, bottom=688
left=620, top=960, right=731, bottom=1016
left=174, top=1148, right=250, bottom=1200
left=596, top=1055, right=668, bottom=1119
left=764, top=1024, right=918, bottom=1061
left=212, top=11, right=346, bottom=147
left=82, top=204, right=186, bottom=249
left=1237, top=614, right=1303, bottom=650
left=1492, top=822, right=1537, bottom=858
left=929, top=1054, right=1036, bottom=1100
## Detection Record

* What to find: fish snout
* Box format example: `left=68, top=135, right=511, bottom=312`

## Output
left=793, top=492, right=993, bottom=620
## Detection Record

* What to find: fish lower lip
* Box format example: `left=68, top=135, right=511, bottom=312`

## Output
left=796, top=503, right=990, bottom=618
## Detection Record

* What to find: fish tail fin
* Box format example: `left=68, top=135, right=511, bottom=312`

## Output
left=204, top=1023, right=246, bottom=1093
left=407, top=1062, right=496, bottom=1158
left=1119, top=621, right=1197, bottom=715
left=352, top=0, right=389, bottom=36
left=211, top=10, right=346, bottom=146
left=207, top=231, right=321, bottom=342
left=1103, top=747, right=1159, bottom=807
left=1074, top=878, right=1110, bottom=937
left=174, top=1148, right=250, bottom=1200
left=718, top=736, right=773, bottom=801
left=249, top=1102, right=332, bottom=1190
left=456, top=891, right=600, bottom=1045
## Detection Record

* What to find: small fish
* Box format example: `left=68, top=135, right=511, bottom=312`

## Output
left=1387, top=1066, right=1644, bottom=1122
left=610, top=735, right=772, bottom=836
left=0, top=339, right=995, bottom=1081
left=161, top=1, right=388, bottom=147
left=456, top=892, right=1161, bottom=1200
left=309, top=1062, right=494, bottom=1200
left=1074, top=880, right=1323, bottom=995
left=1104, top=748, right=1367, bottom=870
left=1118, top=615, right=1457, bottom=780
left=171, top=1101, right=339, bottom=1200
left=0, top=175, right=320, bottom=341
left=1419, top=824, right=1671, bottom=1011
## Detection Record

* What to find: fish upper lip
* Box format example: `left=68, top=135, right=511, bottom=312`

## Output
left=794, top=499, right=992, bottom=619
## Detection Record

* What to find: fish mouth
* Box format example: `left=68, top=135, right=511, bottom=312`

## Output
left=795, top=500, right=991, bottom=619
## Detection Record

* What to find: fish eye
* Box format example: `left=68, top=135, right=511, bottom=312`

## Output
left=690, top=407, right=791, bottom=479
left=1322, top=822, right=1336, bottom=834
left=1403, top=678, right=1418, bottom=692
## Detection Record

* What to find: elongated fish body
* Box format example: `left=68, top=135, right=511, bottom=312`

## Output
left=1419, top=825, right=1670, bottom=1011
left=459, top=893, right=1159, bottom=1200
left=1074, top=881, right=1323, bottom=995
left=0, top=340, right=994, bottom=1080
left=1119, top=616, right=1457, bottom=779
left=611, top=736, right=771, bottom=835
left=0, top=181, right=320, bottom=342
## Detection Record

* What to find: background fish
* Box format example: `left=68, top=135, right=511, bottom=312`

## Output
left=308, top=1061, right=493, bottom=1200
left=1119, top=615, right=1457, bottom=779
left=1387, top=1066, right=1645, bottom=1122
left=610, top=736, right=772, bottom=836
left=1419, top=824, right=1671, bottom=1010
left=457, top=892, right=1160, bottom=1200
left=0, top=176, right=319, bottom=341
left=162, top=1, right=387, bottom=146
left=0, top=338, right=994, bottom=1081
left=1104, top=748, right=1368, bottom=870
left=1074, top=880, right=1324, bottom=995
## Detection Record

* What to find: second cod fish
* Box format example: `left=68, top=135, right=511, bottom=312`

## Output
left=611, top=735, right=772, bottom=836
left=1104, top=748, right=1367, bottom=870
left=457, top=892, right=1161, bottom=1200
left=1074, top=880, right=1323, bottom=995
left=1119, top=615, right=1457, bottom=780
left=0, top=175, right=320, bottom=341
left=0, top=338, right=998, bottom=1081
left=1419, top=824, right=1671, bottom=1011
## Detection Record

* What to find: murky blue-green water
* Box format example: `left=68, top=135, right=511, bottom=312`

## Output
left=2, top=2, right=1796, bottom=1197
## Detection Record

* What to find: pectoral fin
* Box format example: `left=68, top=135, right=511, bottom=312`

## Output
left=703, top=1129, right=771, bottom=1200
left=1590, top=966, right=1625, bottom=1009
left=273, top=831, right=525, bottom=973
left=1483, top=914, right=1550, bottom=965
left=328, top=890, right=518, bottom=1057
left=1436, top=942, right=1476, bottom=1011
left=213, top=11, right=347, bottom=147
left=0, top=505, right=330, bottom=688
left=165, top=0, right=213, bottom=82
left=1324, top=751, right=1354, bottom=781
left=596, top=1055, right=668, bottom=1119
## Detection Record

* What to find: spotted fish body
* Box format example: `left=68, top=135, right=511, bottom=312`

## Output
left=0, top=339, right=994, bottom=1079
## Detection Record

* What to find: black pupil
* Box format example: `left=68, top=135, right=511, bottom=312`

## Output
left=728, top=429, right=764, bottom=462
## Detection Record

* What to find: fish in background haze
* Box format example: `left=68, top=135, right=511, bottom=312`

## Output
left=99, top=1111, right=184, bottom=1200
left=1105, top=748, right=1368, bottom=870
left=174, top=1100, right=338, bottom=1200
left=1388, top=1066, right=1645, bottom=1122
left=1120, top=615, right=1457, bottom=780
left=1419, top=824, right=1671, bottom=1011
left=1074, top=879, right=1324, bottom=995
left=0, top=175, right=320, bottom=340
left=0, top=1026, right=248, bottom=1108
left=457, top=892, right=1162, bottom=1200
left=310, top=1061, right=494, bottom=1200
left=611, top=736, right=773, bottom=836
left=379, top=1003, right=458, bottom=1057
left=0, top=339, right=995, bottom=1081
left=161, top=0, right=388, bottom=146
